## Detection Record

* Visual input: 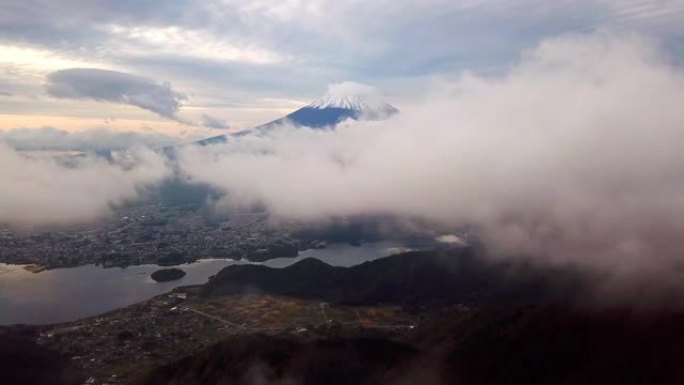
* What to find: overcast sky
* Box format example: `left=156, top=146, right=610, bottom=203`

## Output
left=1, top=0, right=683, bottom=138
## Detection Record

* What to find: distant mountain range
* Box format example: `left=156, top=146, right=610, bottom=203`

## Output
left=196, top=91, right=398, bottom=146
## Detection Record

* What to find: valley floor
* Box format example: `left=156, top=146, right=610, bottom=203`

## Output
left=2, top=287, right=420, bottom=385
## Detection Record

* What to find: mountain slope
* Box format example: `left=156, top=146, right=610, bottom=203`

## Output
left=258, top=93, right=398, bottom=130
left=138, top=305, right=684, bottom=385
left=0, top=332, right=84, bottom=385
left=196, top=89, right=398, bottom=145
left=140, top=336, right=421, bottom=385
left=201, top=249, right=588, bottom=307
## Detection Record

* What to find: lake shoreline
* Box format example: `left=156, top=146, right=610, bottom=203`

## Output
left=0, top=242, right=408, bottom=325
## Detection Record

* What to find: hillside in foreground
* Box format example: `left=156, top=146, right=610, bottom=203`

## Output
left=10, top=248, right=684, bottom=385
left=139, top=306, right=684, bottom=385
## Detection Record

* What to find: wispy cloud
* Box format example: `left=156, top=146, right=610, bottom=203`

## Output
left=201, top=114, right=230, bottom=130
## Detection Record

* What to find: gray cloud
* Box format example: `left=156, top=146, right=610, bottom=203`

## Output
left=176, top=33, right=684, bottom=302
left=3, top=1, right=683, bottom=114
left=201, top=114, right=230, bottom=130
left=0, top=144, right=171, bottom=227
left=45, top=68, right=188, bottom=121
left=0, top=127, right=181, bottom=152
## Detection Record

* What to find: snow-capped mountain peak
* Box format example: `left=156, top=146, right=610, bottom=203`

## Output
left=257, top=81, right=398, bottom=129
left=306, top=81, right=396, bottom=115
left=308, top=94, right=389, bottom=111
left=194, top=82, right=399, bottom=144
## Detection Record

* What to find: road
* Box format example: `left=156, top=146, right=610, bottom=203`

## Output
left=180, top=306, right=249, bottom=330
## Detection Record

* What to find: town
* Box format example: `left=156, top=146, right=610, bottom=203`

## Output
left=22, top=286, right=418, bottom=385
left=0, top=202, right=313, bottom=269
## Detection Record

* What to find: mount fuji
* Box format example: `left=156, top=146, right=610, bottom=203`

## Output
left=259, top=93, right=399, bottom=130
left=196, top=85, right=398, bottom=145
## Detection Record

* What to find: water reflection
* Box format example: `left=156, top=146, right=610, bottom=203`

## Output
left=264, top=242, right=410, bottom=268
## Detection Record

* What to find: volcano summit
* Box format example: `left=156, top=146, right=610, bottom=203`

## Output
left=197, top=82, right=398, bottom=145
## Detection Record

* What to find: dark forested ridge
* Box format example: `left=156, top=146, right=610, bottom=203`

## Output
left=202, top=248, right=588, bottom=307
left=0, top=332, right=84, bottom=385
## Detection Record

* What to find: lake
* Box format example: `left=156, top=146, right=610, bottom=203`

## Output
left=0, top=242, right=407, bottom=325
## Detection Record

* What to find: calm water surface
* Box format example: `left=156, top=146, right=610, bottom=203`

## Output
left=0, top=242, right=406, bottom=325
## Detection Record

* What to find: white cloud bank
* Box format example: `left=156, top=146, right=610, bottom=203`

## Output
left=177, top=33, right=684, bottom=294
left=0, top=144, right=171, bottom=227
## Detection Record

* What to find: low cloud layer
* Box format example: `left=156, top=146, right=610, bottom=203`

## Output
left=46, top=68, right=187, bottom=122
left=0, top=144, right=170, bottom=227
left=0, top=127, right=181, bottom=152
left=177, top=33, right=684, bottom=298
